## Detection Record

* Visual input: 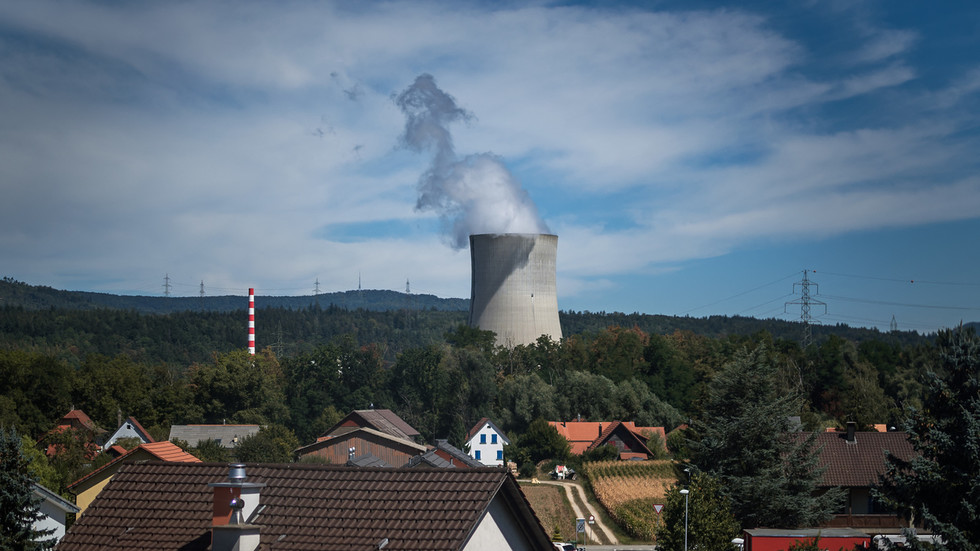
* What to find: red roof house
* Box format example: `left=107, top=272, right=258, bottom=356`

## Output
left=549, top=420, right=666, bottom=458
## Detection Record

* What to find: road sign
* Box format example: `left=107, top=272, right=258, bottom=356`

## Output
left=588, top=515, right=595, bottom=524
left=653, top=503, right=664, bottom=514
left=576, top=518, right=586, bottom=533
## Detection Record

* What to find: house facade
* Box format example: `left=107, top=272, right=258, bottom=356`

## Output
left=101, top=416, right=154, bottom=450
left=59, top=462, right=554, bottom=551
left=33, top=483, right=79, bottom=544
left=294, top=426, right=428, bottom=465
left=466, top=418, right=510, bottom=466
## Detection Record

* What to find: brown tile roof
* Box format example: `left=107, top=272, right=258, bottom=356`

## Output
left=59, top=462, right=552, bottom=551
left=340, top=409, right=421, bottom=440
left=809, top=431, right=916, bottom=487
left=467, top=417, right=491, bottom=440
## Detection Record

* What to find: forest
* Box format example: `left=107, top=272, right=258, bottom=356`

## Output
left=0, top=278, right=960, bottom=498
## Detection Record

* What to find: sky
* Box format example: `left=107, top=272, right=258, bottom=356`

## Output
left=1, top=1, right=979, bottom=334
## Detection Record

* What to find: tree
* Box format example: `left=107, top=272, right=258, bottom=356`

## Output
left=876, top=327, right=980, bottom=550
left=690, top=344, right=844, bottom=529
left=234, top=424, right=299, bottom=463
left=655, top=471, right=740, bottom=551
left=1, top=427, right=56, bottom=550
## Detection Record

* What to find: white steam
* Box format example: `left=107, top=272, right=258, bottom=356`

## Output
left=395, top=74, right=550, bottom=249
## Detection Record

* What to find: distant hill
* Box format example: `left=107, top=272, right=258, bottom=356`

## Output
left=0, top=277, right=468, bottom=314
left=1, top=277, right=954, bottom=350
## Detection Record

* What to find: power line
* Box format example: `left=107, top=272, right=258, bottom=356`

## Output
left=819, top=293, right=979, bottom=312
left=816, top=270, right=980, bottom=287
left=676, top=271, right=799, bottom=315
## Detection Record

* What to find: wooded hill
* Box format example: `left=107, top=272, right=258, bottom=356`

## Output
left=0, top=277, right=936, bottom=364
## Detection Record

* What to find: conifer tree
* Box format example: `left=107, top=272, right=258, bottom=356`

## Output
left=689, top=344, right=843, bottom=529
left=877, top=327, right=980, bottom=550
left=1, top=427, right=56, bottom=550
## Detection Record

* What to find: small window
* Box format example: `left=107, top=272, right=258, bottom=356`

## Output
left=475, top=450, right=481, bottom=460
left=480, top=434, right=486, bottom=444
left=496, top=450, right=503, bottom=460
left=491, top=434, right=497, bottom=444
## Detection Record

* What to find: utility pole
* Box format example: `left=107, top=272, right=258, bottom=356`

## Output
left=785, top=270, right=826, bottom=349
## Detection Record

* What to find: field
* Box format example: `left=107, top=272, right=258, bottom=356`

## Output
left=520, top=483, right=578, bottom=542
left=583, top=460, right=680, bottom=542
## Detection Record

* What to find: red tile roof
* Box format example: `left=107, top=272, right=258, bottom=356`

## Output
left=59, top=462, right=552, bottom=551
left=68, top=441, right=201, bottom=491
left=550, top=420, right=666, bottom=455
left=808, top=431, right=916, bottom=487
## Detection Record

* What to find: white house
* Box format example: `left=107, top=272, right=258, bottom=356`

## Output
left=33, top=483, right=79, bottom=544
left=466, top=418, right=510, bottom=467
left=101, top=416, right=155, bottom=451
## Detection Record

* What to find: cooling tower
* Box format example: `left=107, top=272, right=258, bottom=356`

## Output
left=468, top=233, right=562, bottom=347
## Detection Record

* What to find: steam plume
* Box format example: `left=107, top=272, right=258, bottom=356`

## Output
left=395, top=74, right=550, bottom=249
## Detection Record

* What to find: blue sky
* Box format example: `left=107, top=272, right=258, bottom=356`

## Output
left=1, top=1, right=978, bottom=333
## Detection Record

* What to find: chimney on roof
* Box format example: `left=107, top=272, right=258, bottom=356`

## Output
left=210, top=464, right=266, bottom=551
left=845, top=421, right=857, bottom=443
left=598, top=424, right=602, bottom=437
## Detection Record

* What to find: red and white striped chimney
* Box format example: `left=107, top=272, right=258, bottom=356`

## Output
left=248, top=288, right=255, bottom=355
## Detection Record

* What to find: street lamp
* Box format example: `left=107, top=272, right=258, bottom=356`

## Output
left=680, top=488, right=690, bottom=551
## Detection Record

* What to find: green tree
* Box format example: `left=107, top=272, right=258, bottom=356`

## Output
left=655, top=471, right=740, bottom=551
left=1, top=427, right=56, bottom=550
left=234, top=424, right=299, bottom=463
left=876, top=327, right=980, bottom=550
left=690, top=344, right=844, bottom=529
left=191, top=438, right=230, bottom=463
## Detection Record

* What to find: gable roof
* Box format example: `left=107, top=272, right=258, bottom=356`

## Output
left=809, top=431, right=916, bottom=487
left=68, top=441, right=201, bottom=491
left=34, top=483, right=80, bottom=514
left=168, top=424, right=261, bottom=448
left=59, top=462, right=553, bottom=551
left=466, top=418, right=511, bottom=444
left=586, top=420, right=657, bottom=459
left=324, top=409, right=421, bottom=441
left=295, top=426, right=428, bottom=457
left=550, top=420, right=665, bottom=455
left=61, top=409, right=101, bottom=432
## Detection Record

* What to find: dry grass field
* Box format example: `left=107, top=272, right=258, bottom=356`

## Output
left=520, top=482, right=578, bottom=542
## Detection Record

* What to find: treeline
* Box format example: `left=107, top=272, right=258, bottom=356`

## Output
left=4, top=320, right=940, bottom=457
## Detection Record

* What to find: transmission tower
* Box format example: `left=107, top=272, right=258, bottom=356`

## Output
left=199, top=280, right=206, bottom=311
left=163, top=273, right=172, bottom=297
left=785, top=269, right=827, bottom=349
left=890, top=315, right=898, bottom=332
left=406, top=278, right=410, bottom=294
left=313, top=277, right=321, bottom=308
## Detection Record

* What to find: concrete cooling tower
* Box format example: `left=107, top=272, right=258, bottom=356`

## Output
left=468, top=233, right=562, bottom=347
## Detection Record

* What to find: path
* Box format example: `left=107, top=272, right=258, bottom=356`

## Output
left=536, top=480, right=620, bottom=545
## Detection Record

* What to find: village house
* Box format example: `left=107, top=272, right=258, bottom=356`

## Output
left=549, top=420, right=666, bottom=459
left=100, top=416, right=155, bottom=453
left=466, top=417, right=511, bottom=466
left=33, top=482, right=79, bottom=544
left=67, top=441, right=201, bottom=517
left=58, top=462, right=554, bottom=551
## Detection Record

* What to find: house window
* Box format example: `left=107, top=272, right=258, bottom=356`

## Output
left=475, top=450, right=481, bottom=460
left=480, top=434, right=486, bottom=444
left=497, top=450, right=503, bottom=461
left=491, top=434, right=497, bottom=444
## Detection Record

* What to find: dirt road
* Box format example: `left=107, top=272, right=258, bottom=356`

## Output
left=536, top=480, right=619, bottom=545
